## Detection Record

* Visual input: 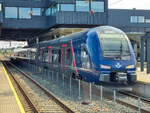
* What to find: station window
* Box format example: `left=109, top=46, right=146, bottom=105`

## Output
left=91, top=1, right=104, bottom=12
left=19, top=8, right=31, bottom=19
left=138, top=16, right=145, bottom=23
left=32, top=8, right=41, bottom=16
left=76, top=1, right=89, bottom=12
left=5, top=7, right=18, bottom=18
left=130, top=16, right=138, bottom=23
left=60, top=4, right=74, bottom=11
left=146, top=19, right=150, bottom=23
left=0, top=3, right=2, bottom=11
left=51, top=4, right=59, bottom=15
left=45, top=8, right=51, bottom=16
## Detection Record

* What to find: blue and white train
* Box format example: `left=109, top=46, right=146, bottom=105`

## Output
left=15, top=26, right=137, bottom=86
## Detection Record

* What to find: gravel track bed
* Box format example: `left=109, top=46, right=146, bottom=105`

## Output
left=117, top=93, right=150, bottom=111
left=9, top=65, right=66, bottom=113
left=7, top=67, right=34, bottom=113
left=16, top=63, right=142, bottom=113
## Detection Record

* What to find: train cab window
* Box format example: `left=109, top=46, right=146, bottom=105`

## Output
left=81, top=45, right=90, bottom=69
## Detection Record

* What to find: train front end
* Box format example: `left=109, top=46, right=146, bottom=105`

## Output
left=87, top=26, right=137, bottom=85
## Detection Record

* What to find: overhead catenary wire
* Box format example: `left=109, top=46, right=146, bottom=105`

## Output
left=109, top=0, right=124, bottom=6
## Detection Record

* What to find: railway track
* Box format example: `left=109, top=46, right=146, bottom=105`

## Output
left=4, top=59, right=150, bottom=113
left=117, top=91, right=150, bottom=113
left=3, top=61, right=76, bottom=113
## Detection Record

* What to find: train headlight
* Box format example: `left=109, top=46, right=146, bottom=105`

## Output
left=126, top=65, right=135, bottom=69
left=100, top=65, right=111, bottom=69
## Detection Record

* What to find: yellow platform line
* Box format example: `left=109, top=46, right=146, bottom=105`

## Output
left=2, top=63, right=25, bottom=113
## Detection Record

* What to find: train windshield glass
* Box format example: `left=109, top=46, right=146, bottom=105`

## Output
left=99, top=34, right=130, bottom=60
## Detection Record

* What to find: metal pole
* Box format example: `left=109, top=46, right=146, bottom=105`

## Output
left=63, top=73, right=64, bottom=89
left=100, top=85, right=103, bottom=112
left=70, top=75, right=72, bottom=96
left=78, top=79, right=81, bottom=100
left=114, top=90, right=116, bottom=113
left=57, top=72, right=59, bottom=83
left=146, top=36, right=150, bottom=73
left=138, top=97, right=141, bottom=113
left=140, top=38, right=145, bottom=72
left=52, top=71, right=53, bottom=81
left=90, top=83, right=92, bottom=102
left=46, top=69, right=47, bottom=79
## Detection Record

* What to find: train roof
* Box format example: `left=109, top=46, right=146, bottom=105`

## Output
left=39, top=30, right=88, bottom=45
left=38, top=26, right=126, bottom=47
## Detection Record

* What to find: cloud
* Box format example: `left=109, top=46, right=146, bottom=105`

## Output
left=109, top=0, right=150, bottom=10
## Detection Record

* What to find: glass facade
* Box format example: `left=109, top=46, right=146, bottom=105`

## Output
left=130, top=16, right=146, bottom=23
left=51, top=4, right=59, bottom=15
left=91, top=1, right=104, bottom=12
left=0, top=3, right=2, bottom=11
left=45, top=8, right=51, bottom=16
left=60, top=4, right=74, bottom=11
left=138, top=16, right=145, bottom=23
left=32, top=8, right=41, bottom=16
left=76, top=1, right=89, bottom=12
left=130, top=16, right=138, bottom=23
left=5, top=7, right=17, bottom=18
left=19, top=8, right=31, bottom=19
left=146, top=19, right=150, bottom=23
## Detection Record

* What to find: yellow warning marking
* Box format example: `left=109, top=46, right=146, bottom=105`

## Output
left=2, top=63, right=25, bottom=113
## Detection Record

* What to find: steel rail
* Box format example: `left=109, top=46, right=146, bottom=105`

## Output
left=7, top=61, right=76, bottom=113
left=3, top=61, right=39, bottom=113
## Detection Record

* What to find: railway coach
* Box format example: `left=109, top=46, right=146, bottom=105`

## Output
left=15, top=26, right=137, bottom=86
left=33, top=26, right=137, bottom=86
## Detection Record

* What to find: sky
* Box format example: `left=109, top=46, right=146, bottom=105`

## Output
left=0, top=41, right=27, bottom=49
left=109, top=0, right=150, bottom=10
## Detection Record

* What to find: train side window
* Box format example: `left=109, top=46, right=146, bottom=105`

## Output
left=43, top=50, right=48, bottom=63
left=48, top=48, right=52, bottom=63
left=81, top=45, right=90, bottom=69
left=52, top=49, right=58, bottom=63
left=40, top=48, right=43, bottom=62
left=66, top=48, right=71, bottom=65
left=58, top=49, right=61, bottom=63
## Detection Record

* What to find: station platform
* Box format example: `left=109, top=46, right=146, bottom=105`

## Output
left=0, top=62, right=25, bottom=113
left=137, top=67, right=150, bottom=84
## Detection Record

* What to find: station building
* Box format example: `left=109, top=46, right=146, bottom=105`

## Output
left=0, top=0, right=150, bottom=44
left=0, top=0, right=108, bottom=40
left=108, top=9, right=150, bottom=58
